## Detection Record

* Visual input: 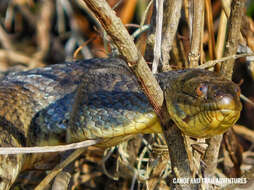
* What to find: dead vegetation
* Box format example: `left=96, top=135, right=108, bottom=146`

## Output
left=0, top=0, right=254, bottom=189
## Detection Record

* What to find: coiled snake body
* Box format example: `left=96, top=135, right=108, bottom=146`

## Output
left=0, top=58, right=241, bottom=189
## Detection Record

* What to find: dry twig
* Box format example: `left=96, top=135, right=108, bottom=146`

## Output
left=205, top=0, right=216, bottom=60
left=0, top=139, right=99, bottom=154
left=233, top=125, right=254, bottom=144
left=188, top=0, right=204, bottom=67
left=197, top=53, right=254, bottom=69
left=215, top=0, right=231, bottom=59
left=152, top=0, right=164, bottom=73
left=161, top=0, right=182, bottom=71
left=221, top=0, right=246, bottom=78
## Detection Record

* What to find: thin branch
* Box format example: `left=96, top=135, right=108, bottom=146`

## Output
left=233, top=125, right=254, bottom=144
left=220, top=0, right=246, bottom=79
left=132, top=24, right=150, bottom=39
left=36, top=0, right=53, bottom=57
left=240, top=94, right=254, bottom=107
left=197, top=53, right=254, bottom=69
left=215, top=3, right=229, bottom=59
left=188, top=0, right=204, bottom=67
left=205, top=0, right=216, bottom=60
left=152, top=0, right=164, bottom=73
left=140, top=0, right=154, bottom=28
left=161, top=0, right=182, bottom=71
left=112, top=0, right=124, bottom=10
left=31, top=0, right=54, bottom=68
left=136, top=0, right=154, bottom=57
left=0, top=139, right=99, bottom=154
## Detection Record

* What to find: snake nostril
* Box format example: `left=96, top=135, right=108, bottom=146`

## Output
left=216, top=93, right=236, bottom=110
left=219, top=95, right=233, bottom=105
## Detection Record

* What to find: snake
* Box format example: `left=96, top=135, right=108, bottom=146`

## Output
left=0, top=58, right=242, bottom=189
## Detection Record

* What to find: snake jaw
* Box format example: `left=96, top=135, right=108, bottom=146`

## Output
left=166, top=99, right=241, bottom=138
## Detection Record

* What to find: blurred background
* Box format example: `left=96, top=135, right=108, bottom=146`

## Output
left=0, top=0, right=252, bottom=68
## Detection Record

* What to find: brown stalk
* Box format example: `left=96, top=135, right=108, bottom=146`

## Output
left=33, top=1, right=54, bottom=62
left=119, top=0, right=137, bottom=24
left=135, top=0, right=153, bottom=56
left=215, top=6, right=228, bottom=59
left=220, top=0, right=246, bottom=79
left=205, top=0, right=216, bottom=60
left=203, top=135, right=223, bottom=178
left=183, top=0, right=190, bottom=22
left=152, top=0, right=164, bottom=73
left=161, top=0, right=182, bottom=71
left=189, top=0, right=204, bottom=67
left=233, top=125, right=254, bottom=143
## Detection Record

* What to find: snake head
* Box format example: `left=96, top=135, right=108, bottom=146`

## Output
left=165, top=69, right=242, bottom=138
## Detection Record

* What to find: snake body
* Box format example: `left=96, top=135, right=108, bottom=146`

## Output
left=0, top=58, right=242, bottom=189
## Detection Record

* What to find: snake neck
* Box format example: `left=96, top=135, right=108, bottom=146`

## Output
left=155, top=70, right=185, bottom=91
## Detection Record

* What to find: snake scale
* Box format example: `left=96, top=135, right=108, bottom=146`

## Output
left=0, top=58, right=241, bottom=189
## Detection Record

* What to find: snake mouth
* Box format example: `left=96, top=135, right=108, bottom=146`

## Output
left=220, top=108, right=241, bottom=114
left=183, top=108, right=239, bottom=120
left=179, top=108, right=241, bottom=138
left=166, top=96, right=242, bottom=138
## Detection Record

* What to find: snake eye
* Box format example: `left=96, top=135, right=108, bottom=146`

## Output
left=196, top=84, right=208, bottom=97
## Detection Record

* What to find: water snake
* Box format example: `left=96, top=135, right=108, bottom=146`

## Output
left=0, top=58, right=242, bottom=189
